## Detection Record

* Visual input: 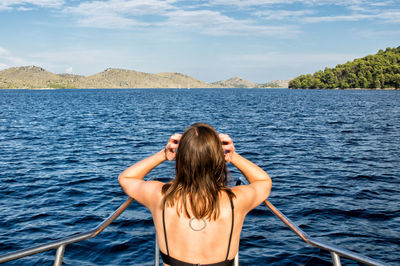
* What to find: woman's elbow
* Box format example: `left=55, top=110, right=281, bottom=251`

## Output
left=264, top=178, right=272, bottom=200
left=118, top=173, right=127, bottom=187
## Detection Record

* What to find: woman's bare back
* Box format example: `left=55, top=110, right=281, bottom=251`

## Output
left=153, top=191, right=244, bottom=264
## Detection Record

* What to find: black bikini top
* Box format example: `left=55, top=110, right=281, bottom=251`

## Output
left=160, top=196, right=235, bottom=266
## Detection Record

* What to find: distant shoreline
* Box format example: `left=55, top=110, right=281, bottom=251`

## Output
left=1, top=87, right=399, bottom=91
left=0, top=66, right=292, bottom=89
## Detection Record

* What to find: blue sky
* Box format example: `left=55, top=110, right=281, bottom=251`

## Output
left=0, top=0, right=399, bottom=83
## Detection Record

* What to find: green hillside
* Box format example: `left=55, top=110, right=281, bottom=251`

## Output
left=289, top=46, right=400, bottom=89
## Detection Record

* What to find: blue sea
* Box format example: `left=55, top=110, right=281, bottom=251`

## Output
left=0, top=88, right=399, bottom=265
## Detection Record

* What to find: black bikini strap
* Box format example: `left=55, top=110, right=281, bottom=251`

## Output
left=160, top=250, right=235, bottom=266
left=225, top=196, right=234, bottom=260
left=162, top=201, right=170, bottom=256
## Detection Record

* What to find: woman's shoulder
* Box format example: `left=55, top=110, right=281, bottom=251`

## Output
left=230, top=182, right=269, bottom=213
left=143, top=180, right=165, bottom=199
left=123, top=180, right=165, bottom=210
left=231, top=184, right=253, bottom=199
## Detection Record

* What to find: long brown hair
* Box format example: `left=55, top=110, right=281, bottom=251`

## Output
left=161, top=123, right=235, bottom=220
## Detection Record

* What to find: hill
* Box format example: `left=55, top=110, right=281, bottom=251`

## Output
left=289, top=46, right=400, bottom=89
left=0, top=66, right=217, bottom=89
left=259, top=79, right=292, bottom=88
left=212, top=77, right=258, bottom=88
left=156, top=72, right=216, bottom=89
left=78, top=68, right=216, bottom=88
left=0, top=66, right=70, bottom=89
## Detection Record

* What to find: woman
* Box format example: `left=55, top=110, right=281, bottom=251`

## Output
left=119, top=123, right=271, bottom=265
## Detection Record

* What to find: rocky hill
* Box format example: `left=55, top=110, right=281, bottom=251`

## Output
left=212, top=77, right=258, bottom=88
left=0, top=66, right=68, bottom=88
left=212, top=77, right=292, bottom=88
left=259, top=79, right=292, bottom=88
left=0, top=66, right=218, bottom=89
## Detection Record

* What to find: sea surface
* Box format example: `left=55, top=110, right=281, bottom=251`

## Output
left=0, top=88, right=399, bottom=265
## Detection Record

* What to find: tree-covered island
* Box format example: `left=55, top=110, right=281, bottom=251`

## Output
left=289, top=46, right=400, bottom=90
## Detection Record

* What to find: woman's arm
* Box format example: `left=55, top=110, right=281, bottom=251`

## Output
left=118, top=149, right=166, bottom=181
left=220, top=134, right=272, bottom=212
left=118, top=149, right=166, bottom=208
left=118, top=134, right=181, bottom=208
left=230, top=152, right=272, bottom=210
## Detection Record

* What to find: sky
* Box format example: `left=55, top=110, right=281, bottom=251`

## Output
left=0, top=0, right=399, bottom=83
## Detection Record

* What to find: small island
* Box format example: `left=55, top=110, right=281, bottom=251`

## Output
left=289, top=46, right=400, bottom=90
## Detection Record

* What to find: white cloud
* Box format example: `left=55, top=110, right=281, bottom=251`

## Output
left=382, top=10, right=400, bottom=23
left=65, top=0, right=176, bottom=16
left=63, top=0, right=301, bottom=36
left=208, top=0, right=378, bottom=7
left=210, top=0, right=298, bottom=6
left=303, top=13, right=377, bottom=23
left=0, top=46, right=28, bottom=67
left=64, top=0, right=176, bottom=28
left=65, top=66, right=73, bottom=74
left=16, top=6, right=33, bottom=11
left=209, top=0, right=400, bottom=23
left=0, top=63, right=9, bottom=70
left=164, top=9, right=300, bottom=36
left=302, top=9, right=400, bottom=23
left=249, top=1, right=400, bottom=24
left=75, top=14, right=148, bottom=29
left=255, top=9, right=314, bottom=20
left=0, top=0, right=64, bottom=10
left=370, top=1, right=395, bottom=7
left=60, top=0, right=400, bottom=33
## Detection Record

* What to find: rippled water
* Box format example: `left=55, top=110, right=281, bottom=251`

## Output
left=0, top=89, right=399, bottom=265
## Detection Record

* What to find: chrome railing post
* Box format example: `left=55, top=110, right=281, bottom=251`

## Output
left=331, top=252, right=342, bottom=266
left=54, top=244, right=66, bottom=266
left=234, top=251, right=239, bottom=266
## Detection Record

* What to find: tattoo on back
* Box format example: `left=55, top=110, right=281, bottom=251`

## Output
left=189, top=218, right=207, bottom=231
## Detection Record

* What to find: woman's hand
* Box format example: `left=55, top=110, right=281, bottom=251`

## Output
left=219, top=133, right=235, bottom=163
left=165, top=133, right=182, bottom=161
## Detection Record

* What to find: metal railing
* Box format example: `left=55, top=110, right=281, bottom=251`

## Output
left=0, top=198, right=134, bottom=265
left=264, top=200, right=387, bottom=266
left=0, top=197, right=388, bottom=265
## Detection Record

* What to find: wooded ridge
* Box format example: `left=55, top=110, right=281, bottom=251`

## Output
left=289, top=46, right=400, bottom=90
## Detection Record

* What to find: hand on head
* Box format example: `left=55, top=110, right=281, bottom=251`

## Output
left=219, top=133, right=235, bottom=163
left=165, top=133, right=182, bottom=161
left=165, top=131, right=235, bottom=163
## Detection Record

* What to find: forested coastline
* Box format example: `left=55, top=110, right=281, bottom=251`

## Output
left=289, top=46, right=400, bottom=89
